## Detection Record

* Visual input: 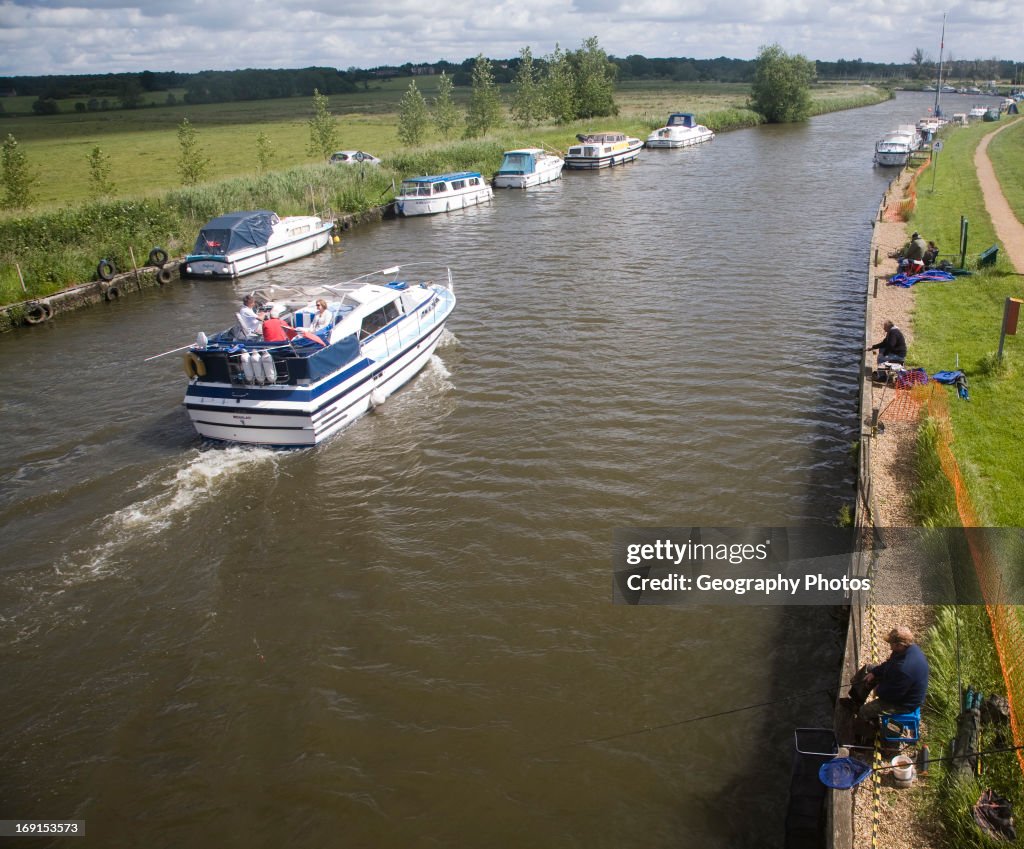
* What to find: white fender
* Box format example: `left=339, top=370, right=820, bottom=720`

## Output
left=240, top=351, right=255, bottom=383
left=250, top=351, right=265, bottom=384
left=260, top=351, right=277, bottom=384
left=369, top=388, right=386, bottom=408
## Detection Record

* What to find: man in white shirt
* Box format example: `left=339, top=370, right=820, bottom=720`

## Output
left=238, top=294, right=264, bottom=338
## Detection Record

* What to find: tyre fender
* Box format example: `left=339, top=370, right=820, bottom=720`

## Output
left=148, top=247, right=169, bottom=267
left=97, top=259, right=117, bottom=281
left=24, top=301, right=53, bottom=325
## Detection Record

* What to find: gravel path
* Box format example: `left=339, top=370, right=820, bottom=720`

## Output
left=975, top=117, right=1024, bottom=274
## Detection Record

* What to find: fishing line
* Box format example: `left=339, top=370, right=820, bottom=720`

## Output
left=527, top=686, right=834, bottom=757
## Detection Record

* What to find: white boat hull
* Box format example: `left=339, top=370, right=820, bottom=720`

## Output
left=645, top=128, right=715, bottom=148
left=395, top=187, right=494, bottom=216
left=564, top=143, right=642, bottom=170
left=186, top=325, right=447, bottom=446
left=493, top=161, right=564, bottom=189
left=184, top=281, right=455, bottom=447
left=184, top=219, right=334, bottom=278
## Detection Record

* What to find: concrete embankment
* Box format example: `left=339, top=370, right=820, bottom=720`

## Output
left=0, top=206, right=388, bottom=333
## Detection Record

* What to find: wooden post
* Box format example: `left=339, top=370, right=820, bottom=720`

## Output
left=129, top=246, right=140, bottom=287
left=998, top=297, right=1023, bottom=360
left=16, top=262, right=27, bottom=293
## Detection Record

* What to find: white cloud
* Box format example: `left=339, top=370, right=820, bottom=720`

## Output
left=0, top=0, right=1020, bottom=76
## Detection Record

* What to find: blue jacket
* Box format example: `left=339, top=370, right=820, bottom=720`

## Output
left=872, top=644, right=929, bottom=710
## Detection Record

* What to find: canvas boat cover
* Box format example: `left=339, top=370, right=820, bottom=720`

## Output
left=667, top=113, right=698, bottom=127
left=497, top=151, right=537, bottom=175
left=191, top=210, right=280, bottom=255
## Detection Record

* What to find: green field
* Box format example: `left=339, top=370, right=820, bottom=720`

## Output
left=0, top=80, right=888, bottom=309
left=0, top=80, right=885, bottom=208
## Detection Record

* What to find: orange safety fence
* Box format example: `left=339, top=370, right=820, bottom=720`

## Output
left=882, top=156, right=932, bottom=223
left=919, top=386, right=1024, bottom=775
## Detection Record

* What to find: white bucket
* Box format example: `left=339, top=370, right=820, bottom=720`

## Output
left=891, top=754, right=915, bottom=786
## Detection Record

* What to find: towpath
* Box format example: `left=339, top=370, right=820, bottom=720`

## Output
left=852, top=117, right=1024, bottom=849
left=975, top=116, right=1024, bottom=274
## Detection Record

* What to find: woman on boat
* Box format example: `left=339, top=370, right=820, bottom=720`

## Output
left=310, top=299, right=334, bottom=331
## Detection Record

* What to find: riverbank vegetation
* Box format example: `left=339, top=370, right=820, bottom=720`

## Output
left=0, top=81, right=889, bottom=306
left=921, top=605, right=1024, bottom=846
left=899, top=116, right=1024, bottom=845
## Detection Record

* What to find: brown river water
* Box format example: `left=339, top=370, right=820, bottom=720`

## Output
left=0, top=92, right=951, bottom=848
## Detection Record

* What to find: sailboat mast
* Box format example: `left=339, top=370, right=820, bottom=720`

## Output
left=934, top=12, right=946, bottom=117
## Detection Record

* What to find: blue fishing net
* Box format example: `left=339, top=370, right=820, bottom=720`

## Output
left=818, top=756, right=872, bottom=789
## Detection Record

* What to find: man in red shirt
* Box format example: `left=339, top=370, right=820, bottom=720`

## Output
left=261, top=314, right=295, bottom=343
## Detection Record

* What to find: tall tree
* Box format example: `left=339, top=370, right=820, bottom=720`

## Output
left=511, top=46, right=546, bottom=127
left=544, top=45, right=576, bottom=124
left=1, top=133, right=36, bottom=210
left=432, top=72, right=461, bottom=139
left=464, top=54, right=503, bottom=138
left=750, top=44, right=815, bottom=123
left=572, top=36, right=619, bottom=118
left=397, top=80, right=430, bottom=146
left=87, top=145, right=115, bottom=197
left=255, top=131, right=273, bottom=174
left=176, top=118, right=209, bottom=186
left=306, top=89, right=338, bottom=161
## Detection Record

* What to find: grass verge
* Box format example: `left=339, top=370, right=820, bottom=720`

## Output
left=920, top=605, right=1024, bottom=848
left=906, top=117, right=1024, bottom=526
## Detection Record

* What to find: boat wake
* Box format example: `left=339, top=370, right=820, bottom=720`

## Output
left=61, top=447, right=279, bottom=580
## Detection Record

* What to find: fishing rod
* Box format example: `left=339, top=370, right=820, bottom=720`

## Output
left=528, top=686, right=834, bottom=757
left=835, top=742, right=1024, bottom=773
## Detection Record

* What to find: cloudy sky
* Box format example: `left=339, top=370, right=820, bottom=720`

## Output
left=0, top=0, right=1020, bottom=77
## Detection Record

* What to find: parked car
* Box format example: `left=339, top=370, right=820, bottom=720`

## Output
left=329, top=150, right=381, bottom=165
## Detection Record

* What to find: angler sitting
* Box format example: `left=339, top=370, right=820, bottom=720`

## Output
left=892, top=232, right=929, bottom=274
left=867, top=320, right=907, bottom=366
left=855, top=626, right=929, bottom=724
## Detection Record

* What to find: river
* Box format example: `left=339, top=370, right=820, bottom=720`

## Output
left=0, top=92, right=954, bottom=848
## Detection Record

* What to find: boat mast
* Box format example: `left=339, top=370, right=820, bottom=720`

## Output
left=934, top=12, right=946, bottom=117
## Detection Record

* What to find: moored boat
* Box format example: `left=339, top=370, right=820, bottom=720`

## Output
left=394, top=172, right=493, bottom=216
left=564, top=132, right=643, bottom=169
left=181, top=263, right=456, bottom=447
left=493, top=148, right=565, bottom=188
left=645, top=112, right=715, bottom=148
left=873, top=125, right=922, bottom=167
left=182, top=210, right=334, bottom=279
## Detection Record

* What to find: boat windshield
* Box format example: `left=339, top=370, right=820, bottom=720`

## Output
left=498, top=153, right=533, bottom=173
left=399, top=182, right=434, bottom=197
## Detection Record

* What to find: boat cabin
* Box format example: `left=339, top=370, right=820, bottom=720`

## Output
left=666, top=112, right=699, bottom=128
left=496, top=149, right=544, bottom=176
left=397, top=172, right=486, bottom=198
left=191, top=210, right=281, bottom=257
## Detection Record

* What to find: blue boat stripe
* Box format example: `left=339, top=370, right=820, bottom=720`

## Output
left=185, top=320, right=447, bottom=417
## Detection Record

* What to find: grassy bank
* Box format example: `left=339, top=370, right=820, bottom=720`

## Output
left=0, top=82, right=889, bottom=306
left=899, top=116, right=1024, bottom=846
left=1, top=81, right=889, bottom=208
left=906, top=116, right=1024, bottom=526
left=987, top=117, right=1024, bottom=222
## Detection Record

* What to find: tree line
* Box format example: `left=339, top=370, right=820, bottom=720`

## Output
left=394, top=39, right=619, bottom=145
left=4, top=50, right=1020, bottom=116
